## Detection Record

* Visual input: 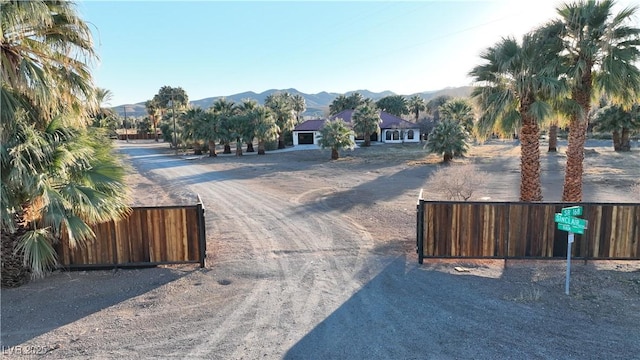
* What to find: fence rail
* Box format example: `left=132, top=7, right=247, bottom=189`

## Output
left=416, top=201, right=639, bottom=263
left=56, top=203, right=206, bottom=269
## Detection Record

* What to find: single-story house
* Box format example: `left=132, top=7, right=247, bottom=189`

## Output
left=292, top=110, right=420, bottom=146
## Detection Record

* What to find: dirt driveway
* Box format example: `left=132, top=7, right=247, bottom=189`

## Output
left=2, top=140, right=639, bottom=359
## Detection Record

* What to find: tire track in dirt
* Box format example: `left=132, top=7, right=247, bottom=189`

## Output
left=125, top=150, right=379, bottom=358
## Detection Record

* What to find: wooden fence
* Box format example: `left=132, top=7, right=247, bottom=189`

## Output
left=416, top=201, right=640, bottom=263
left=56, top=203, right=206, bottom=269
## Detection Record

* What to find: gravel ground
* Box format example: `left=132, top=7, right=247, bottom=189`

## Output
left=1, top=140, right=639, bottom=359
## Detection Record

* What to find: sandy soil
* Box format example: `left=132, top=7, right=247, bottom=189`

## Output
left=2, top=139, right=639, bottom=359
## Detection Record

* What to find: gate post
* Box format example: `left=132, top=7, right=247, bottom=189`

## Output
left=197, top=195, right=206, bottom=268
left=416, top=190, right=425, bottom=264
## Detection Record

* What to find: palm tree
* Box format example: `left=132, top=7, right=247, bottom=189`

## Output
left=408, top=95, right=426, bottom=123
left=593, top=103, right=640, bottom=151
left=439, top=99, right=476, bottom=134
left=265, top=92, right=296, bottom=149
left=1, top=1, right=131, bottom=286
left=145, top=98, right=161, bottom=142
left=251, top=106, right=279, bottom=155
left=2, top=116, right=130, bottom=286
left=554, top=0, right=640, bottom=202
left=425, top=120, right=468, bottom=163
left=375, top=95, right=409, bottom=117
left=180, top=108, right=207, bottom=154
left=425, top=95, right=452, bottom=123
left=470, top=25, right=564, bottom=202
left=292, top=94, right=306, bottom=123
left=237, top=99, right=258, bottom=152
left=329, top=94, right=350, bottom=115
left=1, top=0, right=97, bottom=129
left=352, top=102, right=382, bottom=147
left=318, top=119, right=355, bottom=160
left=211, top=98, right=236, bottom=154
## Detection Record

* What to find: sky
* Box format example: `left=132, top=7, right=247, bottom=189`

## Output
left=77, top=0, right=638, bottom=106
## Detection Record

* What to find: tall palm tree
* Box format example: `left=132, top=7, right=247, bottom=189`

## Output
left=554, top=0, right=640, bottom=201
left=470, top=25, right=564, bottom=202
left=251, top=106, right=279, bottom=155
left=375, top=95, right=409, bottom=117
left=352, top=102, right=382, bottom=147
left=292, top=94, right=306, bottom=123
left=425, top=95, right=452, bottom=123
left=329, top=94, right=350, bottom=115
left=1, top=0, right=130, bottom=286
left=211, top=98, right=236, bottom=154
left=237, top=99, right=258, bottom=152
left=318, top=119, right=355, bottom=160
left=1, top=0, right=97, bottom=129
left=408, top=95, right=426, bottom=123
left=439, top=98, right=476, bottom=134
left=145, top=98, right=161, bottom=142
left=265, top=92, right=296, bottom=149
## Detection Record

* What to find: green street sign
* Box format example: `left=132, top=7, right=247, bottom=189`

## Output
left=561, top=206, right=583, bottom=216
left=554, top=213, right=588, bottom=229
left=557, top=223, right=585, bottom=235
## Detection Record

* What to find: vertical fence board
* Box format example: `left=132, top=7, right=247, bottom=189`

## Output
left=56, top=205, right=205, bottom=268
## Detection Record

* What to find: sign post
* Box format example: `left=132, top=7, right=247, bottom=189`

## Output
left=554, top=206, right=587, bottom=296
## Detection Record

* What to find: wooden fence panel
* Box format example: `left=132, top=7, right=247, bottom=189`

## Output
left=56, top=204, right=206, bottom=268
left=418, top=201, right=640, bottom=262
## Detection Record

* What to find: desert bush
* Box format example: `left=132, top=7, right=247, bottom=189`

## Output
left=426, top=164, right=487, bottom=201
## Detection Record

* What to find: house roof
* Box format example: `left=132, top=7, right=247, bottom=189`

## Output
left=293, top=119, right=327, bottom=132
left=293, top=110, right=418, bottom=132
left=331, top=110, right=417, bottom=130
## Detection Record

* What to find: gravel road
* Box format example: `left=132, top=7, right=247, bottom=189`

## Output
left=2, top=141, right=639, bottom=359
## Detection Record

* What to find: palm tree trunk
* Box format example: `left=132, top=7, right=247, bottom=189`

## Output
left=246, top=141, right=255, bottom=153
left=258, top=140, right=266, bottom=155
left=562, top=118, right=588, bottom=202
left=208, top=140, right=217, bottom=157
left=443, top=153, right=452, bottom=163
left=1, top=228, right=31, bottom=288
left=621, top=128, right=631, bottom=151
left=562, top=73, right=592, bottom=203
left=277, top=132, right=286, bottom=149
left=548, top=123, right=558, bottom=152
left=235, top=139, right=243, bottom=156
left=223, top=142, right=231, bottom=154
left=612, top=130, right=621, bottom=151
left=331, top=148, right=339, bottom=160
left=363, top=132, right=371, bottom=147
left=520, top=119, right=542, bottom=201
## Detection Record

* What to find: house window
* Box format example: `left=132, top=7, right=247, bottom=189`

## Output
left=392, top=130, right=399, bottom=140
left=407, top=130, right=414, bottom=140
left=385, top=131, right=392, bottom=141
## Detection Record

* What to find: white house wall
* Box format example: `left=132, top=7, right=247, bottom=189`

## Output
left=381, top=128, right=421, bottom=143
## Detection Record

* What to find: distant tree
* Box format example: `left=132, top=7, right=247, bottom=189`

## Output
left=292, top=94, right=306, bottom=123
left=145, top=98, right=161, bottom=142
left=180, top=108, right=207, bottom=154
left=346, top=92, right=366, bottom=110
left=329, top=95, right=350, bottom=115
left=153, top=86, right=189, bottom=149
left=318, top=118, right=355, bottom=160
left=426, top=95, right=452, bottom=123
left=376, top=95, right=409, bottom=117
left=352, top=102, right=381, bottom=147
left=211, top=98, right=236, bottom=154
left=251, top=106, right=279, bottom=155
left=408, top=95, right=426, bottom=123
left=425, top=120, right=468, bottom=163
left=593, top=103, right=640, bottom=152
left=439, top=98, right=476, bottom=134
left=265, top=92, right=296, bottom=149
left=237, top=99, right=259, bottom=152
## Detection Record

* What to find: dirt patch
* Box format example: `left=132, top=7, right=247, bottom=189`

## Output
left=1, top=139, right=639, bottom=359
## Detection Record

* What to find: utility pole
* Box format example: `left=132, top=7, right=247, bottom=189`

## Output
left=171, top=93, right=177, bottom=155
left=124, top=105, right=128, bottom=143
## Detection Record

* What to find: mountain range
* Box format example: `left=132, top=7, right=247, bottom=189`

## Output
left=115, top=86, right=473, bottom=118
